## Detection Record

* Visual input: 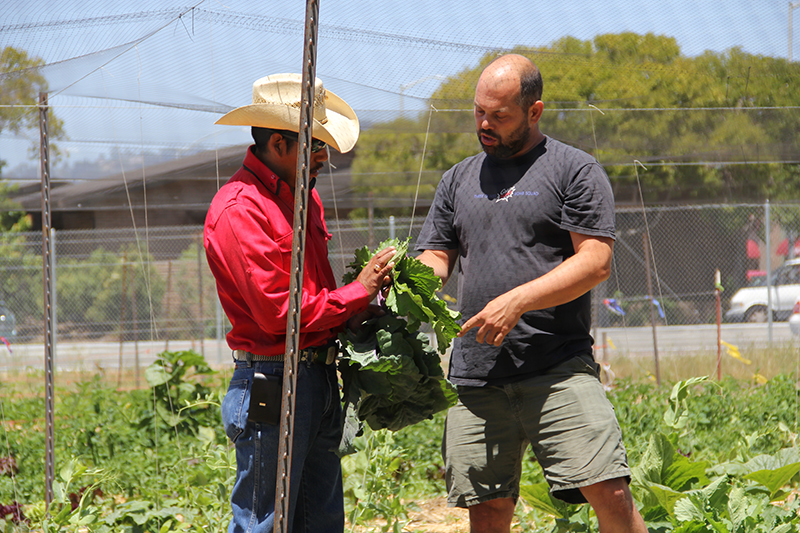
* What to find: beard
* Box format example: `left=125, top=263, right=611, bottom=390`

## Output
left=478, top=121, right=531, bottom=159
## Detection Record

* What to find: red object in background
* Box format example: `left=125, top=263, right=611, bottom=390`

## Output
left=746, top=238, right=761, bottom=258
left=777, top=238, right=790, bottom=256
left=775, top=237, right=800, bottom=257
left=746, top=270, right=766, bottom=282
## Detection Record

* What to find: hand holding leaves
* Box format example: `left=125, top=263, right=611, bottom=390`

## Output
left=344, top=238, right=460, bottom=353
left=354, top=245, right=396, bottom=301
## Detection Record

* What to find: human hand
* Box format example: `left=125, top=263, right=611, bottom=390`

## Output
left=346, top=304, right=386, bottom=332
left=356, top=246, right=396, bottom=301
left=457, top=292, right=523, bottom=346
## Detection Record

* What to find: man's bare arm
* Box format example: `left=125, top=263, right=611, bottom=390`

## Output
left=416, top=249, right=459, bottom=285
left=460, top=233, right=614, bottom=346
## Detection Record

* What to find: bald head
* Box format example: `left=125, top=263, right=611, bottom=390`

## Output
left=480, top=54, right=543, bottom=112
left=474, top=54, right=545, bottom=158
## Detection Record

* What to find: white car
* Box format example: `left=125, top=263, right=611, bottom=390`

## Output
left=790, top=297, right=800, bottom=335
left=725, top=258, right=800, bottom=323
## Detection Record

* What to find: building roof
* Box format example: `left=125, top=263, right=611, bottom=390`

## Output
left=14, top=143, right=362, bottom=230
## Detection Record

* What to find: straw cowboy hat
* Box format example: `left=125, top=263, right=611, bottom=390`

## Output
left=216, top=73, right=359, bottom=153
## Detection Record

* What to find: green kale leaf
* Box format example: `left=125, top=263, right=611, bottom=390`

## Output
left=342, top=237, right=460, bottom=353
left=337, top=314, right=458, bottom=456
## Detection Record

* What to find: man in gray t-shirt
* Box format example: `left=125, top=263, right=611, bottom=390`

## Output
left=416, top=54, right=646, bottom=533
left=417, top=135, right=614, bottom=386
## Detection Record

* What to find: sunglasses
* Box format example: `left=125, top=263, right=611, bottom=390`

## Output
left=278, top=131, right=327, bottom=153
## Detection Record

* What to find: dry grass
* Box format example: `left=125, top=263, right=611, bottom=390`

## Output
left=0, top=363, right=233, bottom=396
left=599, top=342, right=800, bottom=385
left=3, top=342, right=798, bottom=396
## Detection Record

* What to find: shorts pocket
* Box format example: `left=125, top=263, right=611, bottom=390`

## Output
left=221, top=378, right=249, bottom=442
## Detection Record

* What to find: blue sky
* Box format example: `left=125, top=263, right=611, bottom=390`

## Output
left=0, top=0, right=796, bottom=174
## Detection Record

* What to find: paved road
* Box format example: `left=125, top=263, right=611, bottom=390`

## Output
left=1, top=323, right=796, bottom=373
left=0, top=338, right=232, bottom=373
left=594, top=322, right=797, bottom=358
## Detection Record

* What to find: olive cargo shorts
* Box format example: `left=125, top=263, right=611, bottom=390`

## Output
left=443, top=354, right=631, bottom=506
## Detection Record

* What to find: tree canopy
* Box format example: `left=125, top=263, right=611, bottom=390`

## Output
left=350, top=32, right=800, bottom=215
left=0, top=46, right=65, bottom=231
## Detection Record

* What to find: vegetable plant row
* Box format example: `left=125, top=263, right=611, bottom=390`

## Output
left=0, top=354, right=798, bottom=531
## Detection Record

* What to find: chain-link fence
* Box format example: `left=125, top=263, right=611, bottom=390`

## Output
left=2, top=204, right=799, bottom=368
left=605, top=202, right=800, bottom=327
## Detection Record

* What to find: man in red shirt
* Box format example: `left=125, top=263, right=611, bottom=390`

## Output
left=205, top=73, right=394, bottom=533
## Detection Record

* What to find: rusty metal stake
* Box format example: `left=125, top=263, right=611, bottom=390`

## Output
left=40, top=92, right=55, bottom=511
left=274, top=0, right=321, bottom=530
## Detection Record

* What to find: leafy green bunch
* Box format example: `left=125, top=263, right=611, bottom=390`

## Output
left=337, top=314, right=457, bottom=455
left=338, top=238, right=461, bottom=455
left=342, top=237, right=460, bottom=353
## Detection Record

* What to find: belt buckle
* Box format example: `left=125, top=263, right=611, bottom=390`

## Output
left=310, top=344, right=337, bottom=365
left=298, top=343, right=337, bottom=365
left=323, top=345, right=337, bottom=365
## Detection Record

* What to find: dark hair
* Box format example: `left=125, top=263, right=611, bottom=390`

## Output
left=251, top=127, right=296, bottom=150
left=518, top=67, right=543, bottom=112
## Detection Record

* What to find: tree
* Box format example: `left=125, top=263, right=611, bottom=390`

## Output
left=0, top=181, right=31, bottom=232
left=350, top=33, right=800, bottom=207
left=350, top=118, right=471, bottom=218
left=1, top=46, right=65, bottom=230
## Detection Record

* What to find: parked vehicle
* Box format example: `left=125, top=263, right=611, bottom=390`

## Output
left=725, top=258, right=800, bottom=322
left=789, top=297, right=800, bottom=335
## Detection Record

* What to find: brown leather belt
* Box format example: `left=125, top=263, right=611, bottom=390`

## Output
left=234, top=343, right=338, bottom=365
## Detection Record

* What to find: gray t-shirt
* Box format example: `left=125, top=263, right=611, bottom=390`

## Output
left=416, top=136, right=615, bottom=386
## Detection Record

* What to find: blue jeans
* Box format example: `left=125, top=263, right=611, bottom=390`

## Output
left=221, top=358, right=344, bottom=533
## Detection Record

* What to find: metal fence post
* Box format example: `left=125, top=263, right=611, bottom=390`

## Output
left=275, top=0, right=320, bottom=530
left=368, top=191, right=375, bottom=248
left=715, top=269, right=722, bottom=380
left=765, top=199, right=773, bottom=345
left=39, top=91, right=55, bottom=511
left=117, top=254, right=128, bottom=386
left=643, top=231, right=661, bottom=386
left=50, top=228, right=57, bottom=366
left=132, top=272, right=139, bottom=388
left=197, top=233, right=205, bottom=356
left=165, top=260, right=172, bottom=352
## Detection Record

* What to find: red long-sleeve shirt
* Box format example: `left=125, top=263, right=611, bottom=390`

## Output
left=204, top=146, right=369, bottom=357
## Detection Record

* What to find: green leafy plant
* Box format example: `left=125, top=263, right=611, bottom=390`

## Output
left=342, top=237, right=460, bottom=352
left=518, top=376, right=800, bottom=532
left=663, top=376, right=713, bottom=431
left=4, top=357, right=800, bottom=531
left=338, top=314, right=457, bottom=454
left=628, top=378, right=800, bottom=532
left=741, top=448, right=800, bottom=501
left=140, top=350, right=217, bottom=437
left=341, top=430, right=410, bottom=533
left=338, top=239, right=460, bottom=455
left=518, top=482, right=597, bottom=533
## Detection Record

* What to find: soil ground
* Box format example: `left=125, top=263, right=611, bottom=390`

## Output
left=404, top=497, right=470, bottom=532
left=348, top=497, right=470, bottom=532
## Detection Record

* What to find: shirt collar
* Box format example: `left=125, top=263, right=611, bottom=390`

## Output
left=242, top=145, right=317, bottom=199
left=243, top=145, right=282, bottom=195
